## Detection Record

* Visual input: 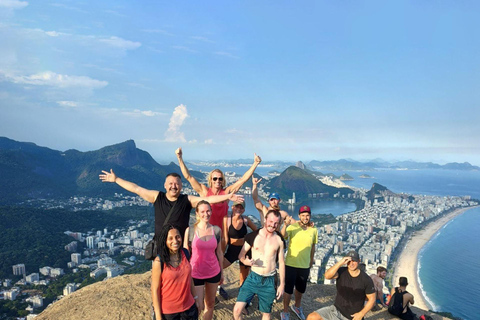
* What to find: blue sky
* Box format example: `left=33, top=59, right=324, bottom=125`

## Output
left=1, top=1, right=479, bottom=165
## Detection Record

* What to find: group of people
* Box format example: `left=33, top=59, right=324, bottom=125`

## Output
left=99, top=148, right=423, bottom=320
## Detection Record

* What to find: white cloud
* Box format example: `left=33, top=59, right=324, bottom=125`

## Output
left=122, top=109, right=165, bottom=117
left=191, top=36, right=214, bottom=43
left=3, top=71, right=108, bottom=89
left=172, top=45, right=197, bottom=53
left=142, top=29, right=175, bottom=36
left=164, top=104, right=188, bottom=142
left=214, top=51, right=240, bottom=59
left=98, top=36, right=141, bottom=50
left=45, top=31, right=68, bottom=37
left=0, top=0, right=28, bottom=9
left=204, top=139, right=214, bottom=144
left=57, top=100, right=78, bottom=108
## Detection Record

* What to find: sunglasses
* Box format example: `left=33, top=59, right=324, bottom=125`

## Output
left=212, top=177, right=223, bottom=181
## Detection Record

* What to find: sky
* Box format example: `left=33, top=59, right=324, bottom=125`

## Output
left=1, top=1, right=479, bottom=165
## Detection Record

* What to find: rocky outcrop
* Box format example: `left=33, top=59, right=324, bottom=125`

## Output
left=36, top=265, right=449, bottom=320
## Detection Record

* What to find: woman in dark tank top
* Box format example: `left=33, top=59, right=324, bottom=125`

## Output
left=222, top=200, right=258, bottom=285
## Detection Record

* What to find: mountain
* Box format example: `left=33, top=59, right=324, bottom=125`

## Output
left=365, top=183, right=396, bottom=204
left=265, top=166, right=354, bottom=201
left=0, top=137, right=202, bottom=204
left=308, top=159, right=480, bottom=171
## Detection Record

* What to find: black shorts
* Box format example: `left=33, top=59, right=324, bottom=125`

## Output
left=161, top=302, right=198, bottom=320
left=284, top=265, right=310, bottom=294
left=193, top=271, right=221, bottom=286
left=224, top=244, right=248, bottom=267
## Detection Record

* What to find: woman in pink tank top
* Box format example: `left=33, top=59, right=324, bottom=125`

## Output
left=184, top=201, right=223, bottom=320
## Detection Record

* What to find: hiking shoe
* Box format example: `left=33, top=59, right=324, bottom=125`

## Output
left=281, top=312, right=290, bottom=320
left=290, top=305, right=306, bottom=320
left=219, top=286, right=229, bottom=300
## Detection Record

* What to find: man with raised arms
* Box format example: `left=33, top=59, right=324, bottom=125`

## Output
left=99, top=170, right=243, bottom=240
left=233, top=210, right=285, bottom=320
left=307, top=251, right=376, bottom=320
left=252, top=177, right=295, bottom=228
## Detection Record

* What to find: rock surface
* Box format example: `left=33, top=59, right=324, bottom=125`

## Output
left=36, top=264, right=449, bottom=320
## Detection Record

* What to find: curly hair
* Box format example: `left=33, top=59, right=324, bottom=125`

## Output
left=156, top=224, right=182, bottom=268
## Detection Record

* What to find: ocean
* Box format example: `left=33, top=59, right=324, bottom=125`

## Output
left=193, top=164, right=480, bottom=319
left=323, top=169, right=480, bottom=320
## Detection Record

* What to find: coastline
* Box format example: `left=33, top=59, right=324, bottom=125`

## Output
left=391, top=206, right=475, bottom=311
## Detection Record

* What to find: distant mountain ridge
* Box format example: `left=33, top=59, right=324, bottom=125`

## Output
left=308, top=158, right=480, bottom=171
left=0, top=137, right=199, bottom=204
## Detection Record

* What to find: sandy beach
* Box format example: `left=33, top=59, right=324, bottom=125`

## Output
left=392, top=206, right=476, bottom=311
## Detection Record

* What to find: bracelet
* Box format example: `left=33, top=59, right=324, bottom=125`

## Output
left=193, top=296, right=198, bottom=300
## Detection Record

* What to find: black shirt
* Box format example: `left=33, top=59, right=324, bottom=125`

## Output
left=334, top=267, right=375, bottom=319
left=153, top=192, right=192, bottom=239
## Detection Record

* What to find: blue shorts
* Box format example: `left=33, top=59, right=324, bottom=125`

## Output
left=236, top=271, right=276, bottom=313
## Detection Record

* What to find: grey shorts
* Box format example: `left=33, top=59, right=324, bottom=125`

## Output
left=314, top=305, right=350, bottom=320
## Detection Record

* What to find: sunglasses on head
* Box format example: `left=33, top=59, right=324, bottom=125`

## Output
left=212, top=177, right=223, bottom=181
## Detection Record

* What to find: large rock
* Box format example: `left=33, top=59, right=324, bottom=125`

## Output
left=36, top=264, right=450, bottom=320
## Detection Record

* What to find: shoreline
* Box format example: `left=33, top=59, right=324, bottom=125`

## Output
left=391, top=206, right=476, bottom=311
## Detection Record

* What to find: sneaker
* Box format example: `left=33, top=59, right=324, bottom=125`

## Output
left=281, top=312, right=290, bottom=320
left=290, top=305, right=306, bottom=320
left=218, top=286, right=229, bottom=300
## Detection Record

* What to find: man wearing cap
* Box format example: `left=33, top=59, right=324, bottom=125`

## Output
left=280, top=205, right=318, bottom=320
left=252, top=177, right=295, bottom=229
left=307, top=251, right=376, bottom=320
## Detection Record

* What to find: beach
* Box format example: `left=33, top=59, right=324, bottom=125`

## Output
left=392, top=206, right=474, bottom=311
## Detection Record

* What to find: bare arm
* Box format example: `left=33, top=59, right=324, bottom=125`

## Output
left=183, top=228, right=190, bottom=251
left=223, top=216, right=229, bottom=248
left=325, top=256, right=350, bottom=280
left=151, top=258, right=162, bottom=317
left=310, top=245, right=315, bottom=268
left=175, top=148, right=207, bottom=196
left=188, top=193, right=244, bottom=208
left=276, top=238, right=285, bottom=300
left=99, top=169, right=158, bottom=203
left=352, top=292, right=375, bottom=320
left=252, top=177, right=267, bottom=225
left=225, top=153, right=262, bottom=194
left=238, top=241, right=254, bottom=266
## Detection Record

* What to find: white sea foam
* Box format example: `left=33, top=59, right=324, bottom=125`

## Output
left=417, top=260, right=438, bottom=311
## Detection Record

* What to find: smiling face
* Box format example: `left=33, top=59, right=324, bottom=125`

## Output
left=298, top=211, right=311, bottom=226
left=196, top=202, right=212, bottom=222
left=264, top=211, right=281, bottom=234
left=208, top=169, right=225, bottom=189
left=379, top=270, right=387, bottom=279
left=347, top=259, right=359, bottom=272
left=164, top=175, right=182, bottom=198
left=166, top=228, right=182, bottom=254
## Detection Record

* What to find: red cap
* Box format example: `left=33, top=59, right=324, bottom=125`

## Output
left=298, top=205, right=311, bottom=214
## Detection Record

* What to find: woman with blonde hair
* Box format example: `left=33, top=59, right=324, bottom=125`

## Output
left=184, top=201, right=223, bottom=320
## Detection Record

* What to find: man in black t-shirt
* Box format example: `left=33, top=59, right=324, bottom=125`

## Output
left=307, top=251, right=376, bottom=320
left=99, top=170, right=243, bottom=239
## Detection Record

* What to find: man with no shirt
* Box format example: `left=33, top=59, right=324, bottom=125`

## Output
left=233, top=210, right=285, bottom=320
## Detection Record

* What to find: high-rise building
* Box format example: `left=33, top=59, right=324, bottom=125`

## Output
left=71, top=253, right=82, bottom=264
left=12, top=264, right=25, bottom=276
left=86, top=236, right=95, bottom=249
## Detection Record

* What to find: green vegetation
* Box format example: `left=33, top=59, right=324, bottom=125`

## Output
left=0, top=205, right=153, bottom=279
left=0, top=299, right=29, bottom=319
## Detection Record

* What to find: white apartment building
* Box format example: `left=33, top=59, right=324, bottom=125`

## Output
left=71, top=253, right=82, bottom=264
left=12, top=264, right=25, bottom=276
left=26, top=295, right=44, bottom=308
left=25, top=273, right=39, bottom=284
